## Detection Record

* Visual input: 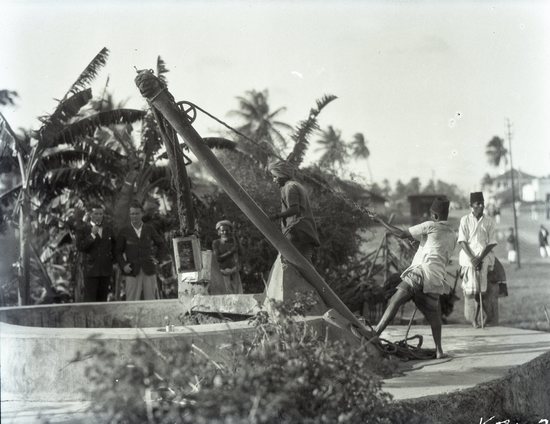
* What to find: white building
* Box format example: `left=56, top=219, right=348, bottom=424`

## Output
left=522, top=177, right=550, bottom=203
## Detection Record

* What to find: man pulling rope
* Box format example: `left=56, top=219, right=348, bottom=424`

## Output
left=373, top=197, right=457, bottom=359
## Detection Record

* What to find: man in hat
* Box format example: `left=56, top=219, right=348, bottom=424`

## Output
left=458, top=191, right=497, bottom=327
left=212, top=220, right=243, bottom=294
left=268, top=160, right=320, bottom=262
left=373, top=196, right=456, bottom=359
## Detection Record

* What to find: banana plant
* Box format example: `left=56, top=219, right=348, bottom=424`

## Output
left=0, top=48, right=145, bottom=304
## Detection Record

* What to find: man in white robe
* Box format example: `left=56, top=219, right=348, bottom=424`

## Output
left=458, top=191, right=497, bottom=328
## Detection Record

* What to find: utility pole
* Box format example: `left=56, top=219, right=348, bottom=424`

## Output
left=506, top=118, right=521, bottom=269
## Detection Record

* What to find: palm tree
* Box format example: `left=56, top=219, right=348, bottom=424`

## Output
left=229, top=89, right=292, bottom=165
left=485, top=136, right=508, bottom=173
left=350, top=132, right=373, bottom=182
left=316, top=126, right=348, bottom=173
left=0, top=89, right=18, bottom=107
left=0, top=48, right=145, bottom=304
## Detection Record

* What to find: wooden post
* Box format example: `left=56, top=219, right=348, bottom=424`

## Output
left=506, top=119, right=521, bottom=269
left=134, top=71, right=375, bottom=340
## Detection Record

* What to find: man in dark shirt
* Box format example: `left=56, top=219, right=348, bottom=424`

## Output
left=268, top=160, right=320, bottom=262
left=76, top=203, right=115, bottom=302
left=116, top=201, right=166, bottom=301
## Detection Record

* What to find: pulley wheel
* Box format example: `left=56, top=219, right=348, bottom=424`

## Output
left=176, top=101, right=197, bottom=124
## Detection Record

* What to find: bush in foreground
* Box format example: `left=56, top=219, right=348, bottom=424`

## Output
left=83, top=298, right=424, bottom=423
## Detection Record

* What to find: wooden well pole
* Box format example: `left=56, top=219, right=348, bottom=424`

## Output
left=134, top=71, right=376, bottom=340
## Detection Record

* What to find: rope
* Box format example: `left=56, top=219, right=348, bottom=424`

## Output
left=145, top=90, right=437, bottom=360
left=184, top=101, right=378, bottom=221
left=377, top=333, right=437, bottom=361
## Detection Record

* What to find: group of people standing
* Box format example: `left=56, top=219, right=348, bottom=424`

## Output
left=75, top=159, right=319, bottom=303
left=265, top=161, right=508, bottom=358
left=76, top=200, right=166, bottom=302
left=76, top=157, right=514, bottom=361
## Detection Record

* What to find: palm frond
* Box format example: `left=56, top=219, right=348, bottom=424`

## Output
left=144, top=165, right=172, bottom=191
left=268, top=107, right=288, bottom=120
left=1, top=112, right=27, bottom=155
left=203, top=137, right=237, bottom=150
left=0, top=90, right=18, bottom=106
left=80, top=138, right=127, bottom=172
left=141, top=111, right=163, bottom=158
left=56, top=89, right=93, bottom=122
left=38, top=89, right=94, bottom=144
left=33, top=149, right=89, bottom=174
left=286, top=94, right=337, bottom=166
left=66, top=47, right=110, bottom=95
left=0, top=183, right=22, bottom=203
left=156, top=56, right=169, bottom=86
left=55, top=109, right=146, bottom=145
left=36, top=167, right=115, bottom=202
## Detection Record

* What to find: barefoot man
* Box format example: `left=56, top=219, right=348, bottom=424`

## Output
left=373, top=197, right=457, bottom=359
left=458, top=191, right=497, bottom=328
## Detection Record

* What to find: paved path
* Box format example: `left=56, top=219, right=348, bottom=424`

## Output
left=382, top=324, right=550, bottom=400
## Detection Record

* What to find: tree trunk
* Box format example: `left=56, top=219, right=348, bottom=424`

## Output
left=151, top=108, right=195, bottom=236
left=173, top=151, right=195, bottom=235
left=18, top=195, right=31, bottom=305
left=112, top=169, right=139, bottom=232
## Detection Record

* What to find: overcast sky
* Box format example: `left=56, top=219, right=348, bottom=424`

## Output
left=2, top=0, right=549, bottom=193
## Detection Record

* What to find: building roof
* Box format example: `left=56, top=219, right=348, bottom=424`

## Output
left=492, top=168, right=537, bottom=182
left=334, top=178, right=387, bottom=204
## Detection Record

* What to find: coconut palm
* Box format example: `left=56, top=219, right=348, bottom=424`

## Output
left=485, top=136, right=508, bottom=172
left=316, top=126, right=348, bottom=173
left=0, top=48, right=145, bottom=304
left=229, top=89, right=292, bottom=165
left=350, top=132, right=373, bottom=182
left=0, top=89, right=18, bottom=107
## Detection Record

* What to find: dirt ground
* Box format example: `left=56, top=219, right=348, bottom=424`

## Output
left=363, top=204, right=550, bottom=331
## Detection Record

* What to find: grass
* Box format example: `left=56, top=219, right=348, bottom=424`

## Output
left=489, top=264, right=550, bottom=331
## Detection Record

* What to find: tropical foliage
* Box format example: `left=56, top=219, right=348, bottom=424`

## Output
left=485, top=135, right=508, bottom=169
left=316, top=125, right=348, bottom=172
left=0, top=89, right=18, bottom=107
left=351, top=132, right=373, bottom=181
left=80, top=298, right=424, bottom=423
left=229, top=89, right=293, bottom=165
left=0, top=48, right=145, bottom=304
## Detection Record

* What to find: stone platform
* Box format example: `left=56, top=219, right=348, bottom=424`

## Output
left=382, top=324, right=550, bottom=401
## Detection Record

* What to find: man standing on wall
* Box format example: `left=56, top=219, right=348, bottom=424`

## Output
left=268, top=160, right=320, bottom=262
left=75, top=203, right=115, bottom=302
left=116, top=201, right=166, bottom=301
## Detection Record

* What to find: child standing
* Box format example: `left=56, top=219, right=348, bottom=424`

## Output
left=212, top=220, right=243, bottom=294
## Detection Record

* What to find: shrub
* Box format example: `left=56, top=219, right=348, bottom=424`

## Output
left=82, top=298, right=424, bottom=423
